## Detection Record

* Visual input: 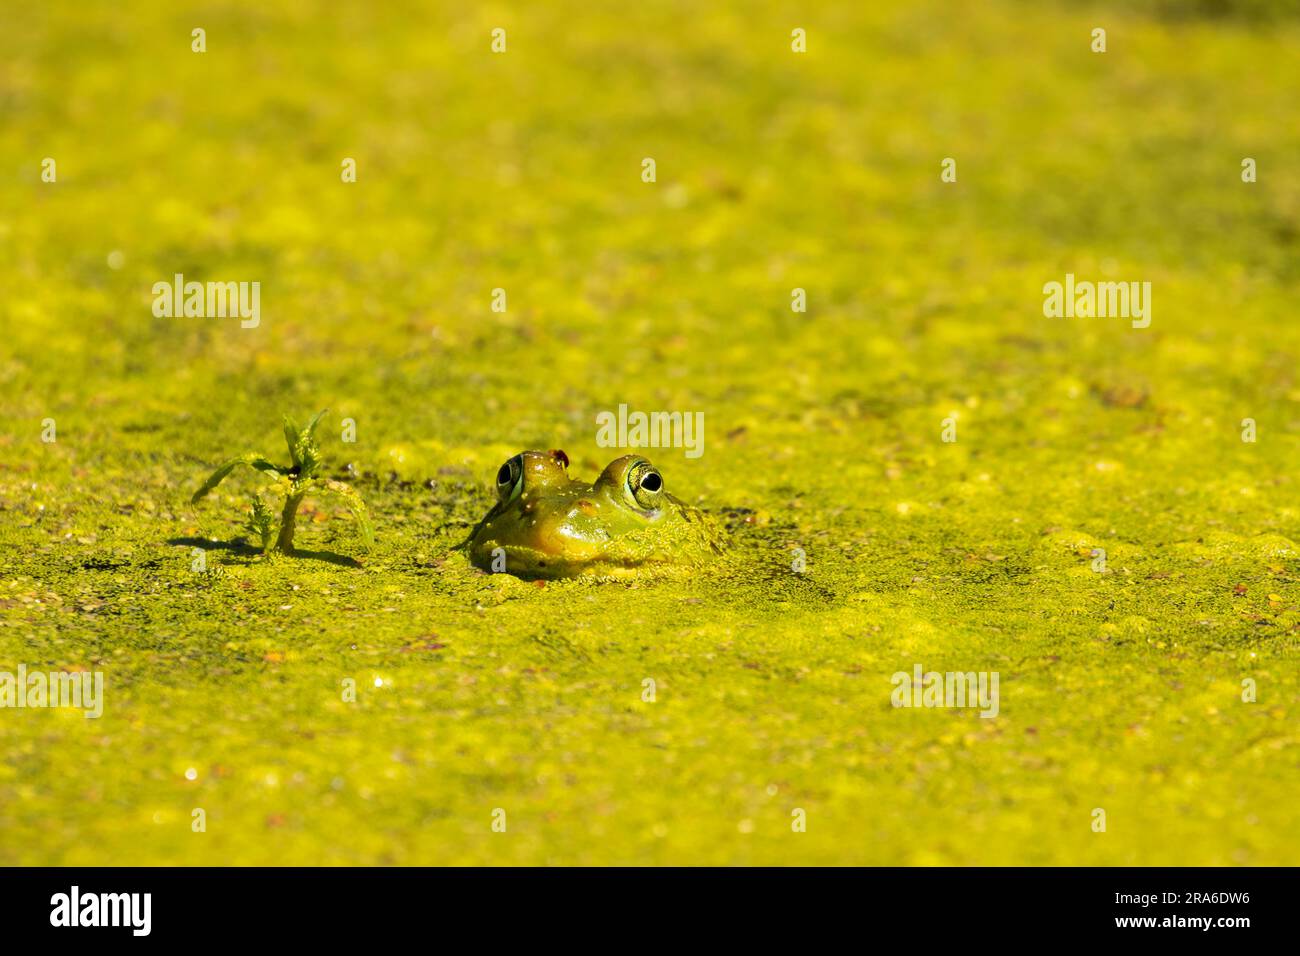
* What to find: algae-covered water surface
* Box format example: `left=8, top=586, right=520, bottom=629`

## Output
left=1, top=1, right=1298, bottom=866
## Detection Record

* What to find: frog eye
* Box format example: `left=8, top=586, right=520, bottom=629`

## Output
left=496, top=455, right=522, bottom=501
left=626, top=460, right=664, bottom=510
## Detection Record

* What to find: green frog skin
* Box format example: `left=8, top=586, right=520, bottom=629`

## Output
left=466, top=450, right=722, bottom=579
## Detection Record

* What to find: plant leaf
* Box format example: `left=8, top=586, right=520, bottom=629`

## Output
left=304, top=409, right=328, bottom=441
left=322, top=479, right=374, bottom=550
left=245, top=494, right=276, bottom=551
left=282, top=415, right=301, bottom=465
left=293, top=409, right=327, bottom=479
left=191, top=455, right=283, bottom=503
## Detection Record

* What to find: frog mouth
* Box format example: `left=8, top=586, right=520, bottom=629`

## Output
left=473, top=540, right=671, bottom=580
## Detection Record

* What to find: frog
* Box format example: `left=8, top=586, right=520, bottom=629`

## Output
left=464, top=449, right=724, bottom=579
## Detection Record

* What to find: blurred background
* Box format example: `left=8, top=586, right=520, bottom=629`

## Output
left=1, top=1, right=1297, bottom=865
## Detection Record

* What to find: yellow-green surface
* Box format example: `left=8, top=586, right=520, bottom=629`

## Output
left=1, top=1, right=1298, bottom=866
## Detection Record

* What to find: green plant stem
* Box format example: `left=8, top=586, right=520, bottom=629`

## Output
left=275, top=491, right=305, bottom=552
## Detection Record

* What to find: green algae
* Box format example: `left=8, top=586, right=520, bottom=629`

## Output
left=0, top=0, right=1298, bottom=865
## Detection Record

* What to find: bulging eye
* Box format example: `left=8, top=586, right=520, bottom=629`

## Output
left=496, top=455, right=522, bottom=501
left=627, top=460, right=664, bottom=509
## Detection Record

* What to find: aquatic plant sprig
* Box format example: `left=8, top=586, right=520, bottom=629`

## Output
left=191, top=410, right=374, bottom=555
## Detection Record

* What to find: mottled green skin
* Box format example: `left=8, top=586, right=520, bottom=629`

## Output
left=467, top=451, right=722, bottom=579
